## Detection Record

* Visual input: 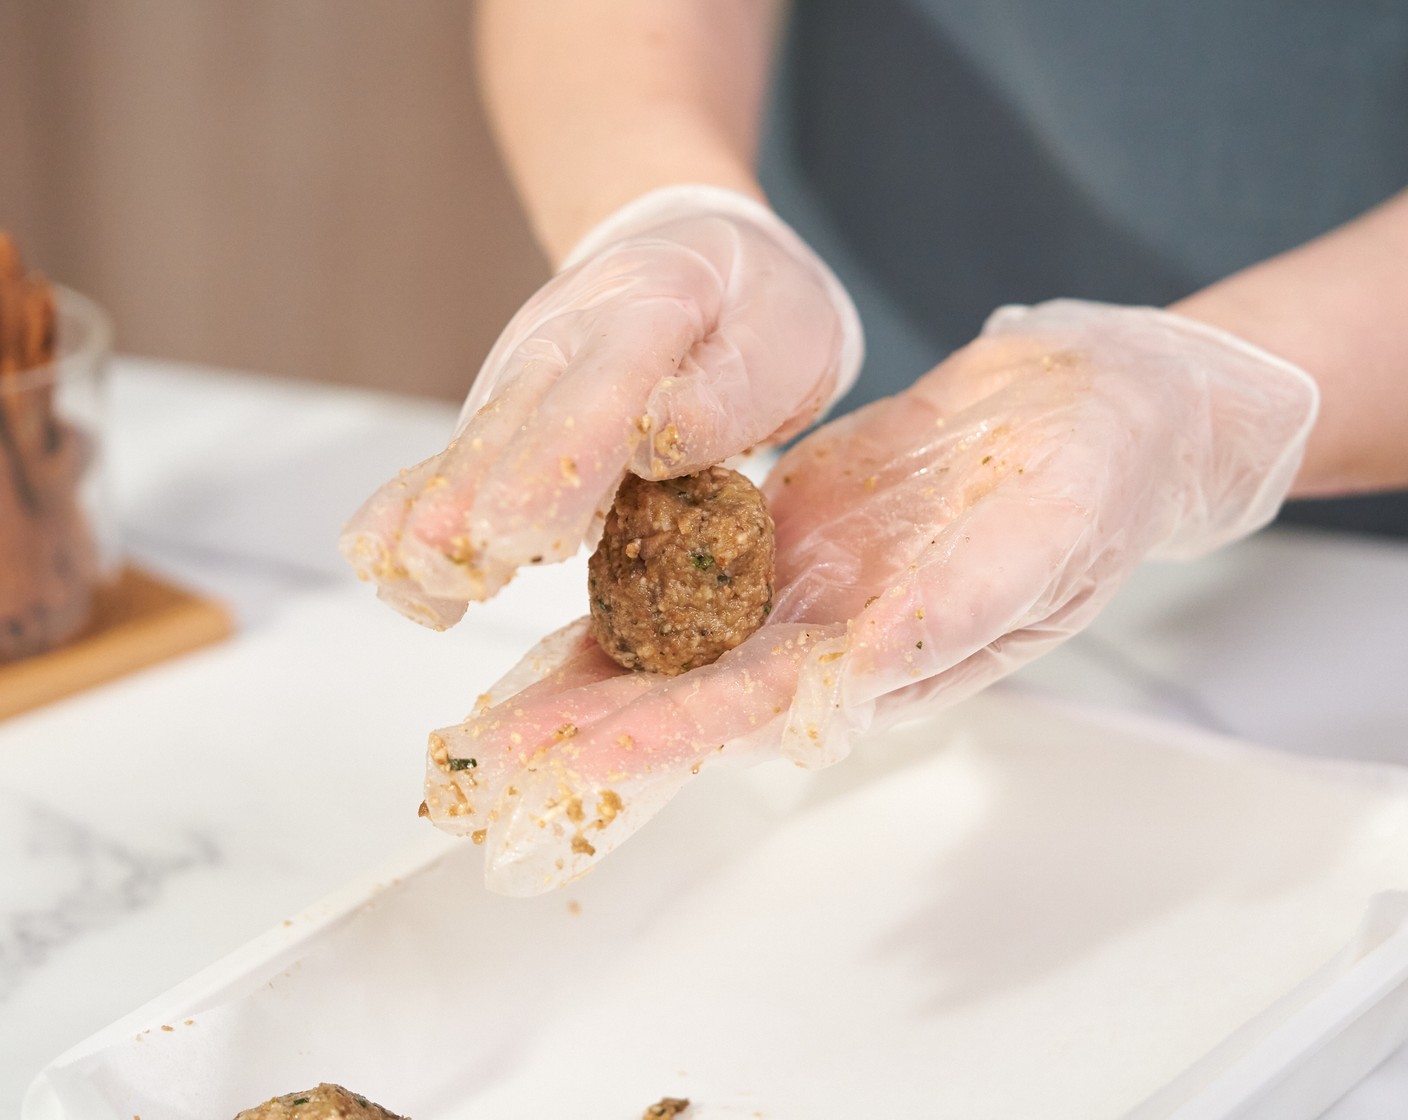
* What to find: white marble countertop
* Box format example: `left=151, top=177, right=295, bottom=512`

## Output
left=3, top=357, right=1406, bottom=1117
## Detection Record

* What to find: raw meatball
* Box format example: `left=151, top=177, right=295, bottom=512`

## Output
left=234, top=1083, right=406, bottom=1120
left=589, top=466, right=774, bottom=675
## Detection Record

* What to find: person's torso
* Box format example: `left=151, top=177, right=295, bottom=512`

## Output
left=761, top=0, right=1408, bottom=411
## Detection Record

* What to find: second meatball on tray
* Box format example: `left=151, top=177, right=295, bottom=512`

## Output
left=589, top=466, right=775, bottom=676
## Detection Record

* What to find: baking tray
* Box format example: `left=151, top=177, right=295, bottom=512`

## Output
left=23, top=690, right=1408, bottom=1119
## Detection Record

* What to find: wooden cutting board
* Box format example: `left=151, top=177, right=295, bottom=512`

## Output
left=0, top=565, right=232, bottom=721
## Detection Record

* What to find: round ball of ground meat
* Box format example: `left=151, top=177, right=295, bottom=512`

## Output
left=589, top=466, right=774, bottom=675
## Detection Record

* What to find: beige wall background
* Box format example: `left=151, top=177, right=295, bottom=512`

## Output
left=0, top=0, right=548, bottom=400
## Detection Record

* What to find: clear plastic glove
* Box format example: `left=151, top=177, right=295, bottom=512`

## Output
left=339, top=185, right=862, bottom=629
left=422, top=299, right=1319, bottom=895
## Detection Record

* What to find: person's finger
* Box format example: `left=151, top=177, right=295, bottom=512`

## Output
left=867, top=576, right=1111, bottom=729
left=338, top=332, right=572, bottom=621
left=339, top=454, right=469, bottom=629
left=394, top=244, right=728, bottom=604
left=452, top=222, right=852, bottom=559
left=766, top=486, right=1095, bottom=771
left=422, top=618, right=653, bottom=847
left=626, top=218, right=852, bottom=475
left=465, top=616, right=608, bottom=715
left=484, top=621, right=847, bottom=895
left=445, top=301, right=709, bottom=561
left=453, top=248, right=657, bottom=425
left=423, top=620, right=841, bottom=894
left=841, top=484, right=1094, bottom=709
left=346, top=201, right=863, bottom=624
left=764, top=386, right=950, bottom=624
left=760, top=366, right=1108, bottom=754
left=764, top=356, right=1046, bottom=624
left=341, top=248, right=714, bottom=612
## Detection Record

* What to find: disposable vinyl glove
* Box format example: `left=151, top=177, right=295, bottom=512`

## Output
left=339, top=185, right=862, bottom=628
left=421, top=299, right=1319, bottom=895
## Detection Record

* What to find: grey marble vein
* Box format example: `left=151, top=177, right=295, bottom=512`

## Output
left=0, top=794, right=220, bottom=1002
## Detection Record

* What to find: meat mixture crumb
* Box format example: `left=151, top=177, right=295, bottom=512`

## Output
left=642, top=1097, right=691, bottom=1119
left=234, top=1083, right=406, bottom=1120
left=589, top=466, right=774, bottom=675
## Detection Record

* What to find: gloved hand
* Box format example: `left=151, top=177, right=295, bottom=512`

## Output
left=421, top=299, right=1318, bottom=895
left=339, top=185, right=862, bottom=628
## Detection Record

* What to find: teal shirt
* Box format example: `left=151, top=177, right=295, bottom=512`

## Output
left=760, top=0, right=1408, bottom=413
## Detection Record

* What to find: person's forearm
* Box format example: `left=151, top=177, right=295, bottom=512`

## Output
left=477, top=0, right=782, bottom=267
left=1171, top=189, right=1408, bottom=498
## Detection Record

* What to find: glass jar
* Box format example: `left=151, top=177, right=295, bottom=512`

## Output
left=0, top=285, right=114, bottom=660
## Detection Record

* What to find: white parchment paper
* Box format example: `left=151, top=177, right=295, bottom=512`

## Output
left=26, top=691, right=1408, bottom=1119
